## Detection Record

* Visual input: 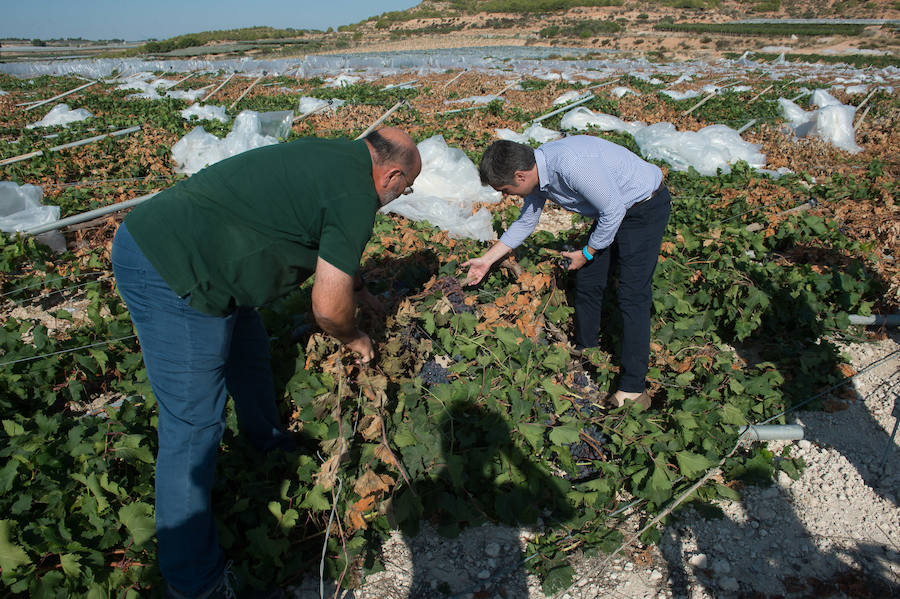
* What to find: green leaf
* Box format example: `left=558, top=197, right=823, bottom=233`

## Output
left=2, top=420, right=25, bottom=437
left=675, top=451, right=715, bottom=478
left=0, top=520, right=31, bottom=574
left=643, top=465, right=672, bottom=505
left=118, top=502, right=155, bottom=546
left=541, top=560, right=575, bottom=594
left=715, top=483, right=741, bottom=501
left=60, top=553, right=82, bottom=577
left=300, top=486, right=331, bottom=511
left=0, top=460, right=19, bottom=494
left=720, top=404, right=746, bottom=426
left=549, top=424, right=580, bottom=446
left=517, top=422, right=545, bottom=450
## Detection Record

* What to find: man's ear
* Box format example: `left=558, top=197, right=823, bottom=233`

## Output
left=513, top=169, right=528, bottom=184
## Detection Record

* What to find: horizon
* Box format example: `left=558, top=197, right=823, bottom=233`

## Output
left=1, top=0, right=419, bottom=43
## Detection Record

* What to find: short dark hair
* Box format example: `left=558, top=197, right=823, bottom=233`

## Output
left=478, top=140, right=536, bottom=187
left=364, top=128, right=416, bottom=169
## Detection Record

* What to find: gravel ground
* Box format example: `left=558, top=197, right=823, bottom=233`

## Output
left=290, top=329, right=900, bottom=599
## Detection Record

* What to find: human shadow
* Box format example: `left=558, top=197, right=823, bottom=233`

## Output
left=396, top=401, right=574, bottom=598
left=659, top=244, right=899, bottom=597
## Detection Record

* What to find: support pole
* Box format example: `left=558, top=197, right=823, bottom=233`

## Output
left=747, top=84, right=774, bottom=104
left=441, top=69, right=467, bottom=90
left=25, top=192, right=159, bottom=236
left=530, top=93, right=594, bottom=124
left=170, top=72, right=196, bottom=89
left=683, top=92, right=716, bottom=116
left=0, top=126, right=141, bottom=166
left=203, top=72, right=235, bottom=102
left=21, top=80, right=97, bottom=112
left=229, top=75, right=263, bottom=110
left=355, top=101, right=408, bottom=140
left=736, top=119, right=758, bottom=135
left=854, top=103, right=873, bottom=130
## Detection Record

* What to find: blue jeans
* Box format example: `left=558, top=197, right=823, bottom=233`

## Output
left=574, top=186, right=672, bottom=393
left=111, top=223, right=292, bottom=597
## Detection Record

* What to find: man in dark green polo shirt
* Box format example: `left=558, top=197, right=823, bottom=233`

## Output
left=110, top=127, right=421, bottom=599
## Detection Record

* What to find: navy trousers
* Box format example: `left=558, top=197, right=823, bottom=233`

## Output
left=574, top=186, right=671, bottom=393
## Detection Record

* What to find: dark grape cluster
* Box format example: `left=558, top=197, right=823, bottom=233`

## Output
left=573, top=372, right=590, bottom=388
left=432, top=275, right=474, bottom=313
left=419, top=360, right=450, bottom=386
left=562, top=426, right=610, bottom=481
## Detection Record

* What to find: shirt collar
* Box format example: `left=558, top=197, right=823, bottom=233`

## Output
left=534, top=147, right=549, bottom=191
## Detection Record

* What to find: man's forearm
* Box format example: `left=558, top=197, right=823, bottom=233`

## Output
left=482, top=240, right=513, bottom=265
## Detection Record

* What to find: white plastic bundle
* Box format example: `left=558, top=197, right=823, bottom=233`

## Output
left=559, top=107, right=645, bottom=136
left=26, top=104, right=93, bottom=129
left=171, top=110, right=278, bottom=174
left=180, top=104, right=228, bottom=123
left=495, top=123, right=561, bottom=144
left=0, top=182, right=59, bottom=232
left=778, top=94, right=862, bottom=154
left=382, top=135, right=501, bottom=241
left=633, top=123, right=766, bottom=176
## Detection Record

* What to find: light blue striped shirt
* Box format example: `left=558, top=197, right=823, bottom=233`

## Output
left=499, top=136, right=663, bottom=250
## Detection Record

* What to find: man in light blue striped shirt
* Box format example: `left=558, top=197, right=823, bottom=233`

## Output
left=463, top=136, right=671, bottom=408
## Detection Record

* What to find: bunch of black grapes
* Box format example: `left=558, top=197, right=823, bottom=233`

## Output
left=419, top=359, right=450, bottom=386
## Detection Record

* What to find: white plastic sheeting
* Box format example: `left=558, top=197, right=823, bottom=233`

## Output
left=26, top=103, right=93, bottom=129
left=633, top=123, right=766, bottom=176
left=495, top=123, right=561, bottom=144
left=661, top=89, right=702, bottom=100
left=778, top=91, right=862, bottom=154
left=324, top=74, right=361, bottom=87
left=165, top=88, right=208, bottom=102
left=559, top=106, right=765, bottom=175
left=171, top=110, right=279, bottom=175
left=382, top=135, right=501, bottom=241
left=0, top=182, right=59, bottom=232
left=553, top=90, right=583, bottom=105
left=559, top=107, right=645, bottom=135
left=611, top=86, right=637, bottom=98
left=181, top=104, right=228, bottom=123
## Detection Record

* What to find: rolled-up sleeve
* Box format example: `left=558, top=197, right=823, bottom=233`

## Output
left=499, top=193, right=546, bottom=249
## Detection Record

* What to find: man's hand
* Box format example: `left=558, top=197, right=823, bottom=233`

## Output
left=461, top=240, right=513, bottom=286
left=461, top=256, right=492, bottom=286
left=346, top=332, right=375, bottom=363
left=561, top=249, right=589, bottom=271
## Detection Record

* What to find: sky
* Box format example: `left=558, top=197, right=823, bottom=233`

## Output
left=1, top=0, right=421, bottom=41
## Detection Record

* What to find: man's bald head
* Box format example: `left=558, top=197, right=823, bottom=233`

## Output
left=365, top=127, right=422, bottom=206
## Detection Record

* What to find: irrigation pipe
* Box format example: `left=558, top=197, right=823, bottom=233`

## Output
left=0, top=335, right=137, bottom=368
left=229, top=75, right=263, bottom=110
left=530, top=93, right=595, bottom=124
left=355, top=100, right=408, bottom=140
left=25, top=191, right=159, bottom=236
left=20, top=80, right=97, bottom=112
left=203, top=72, right=235, bottom=102
left=0, top=271, right=108, bottom=299
left=495, top=80, right=520, bottom=97
left=0, top=125, right=142, bottom=167
left=848, top=314, right=900, bottom=328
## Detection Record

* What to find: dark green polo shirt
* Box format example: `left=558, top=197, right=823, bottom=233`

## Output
left=125, top=137, right=378, bottom=316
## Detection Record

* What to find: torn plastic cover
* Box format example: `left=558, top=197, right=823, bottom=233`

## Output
left=382, top=135, right=501, bottom=242
left=171, top=110, right=285, bottom=175
left=0, top=181, right=59, bottom=232
left=26, top=104, right=93, bottom=129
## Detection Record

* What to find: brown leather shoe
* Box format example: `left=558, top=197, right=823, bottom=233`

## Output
left=601, top=391, right=652, bottom=410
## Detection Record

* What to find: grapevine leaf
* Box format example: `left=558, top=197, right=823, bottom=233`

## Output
left=0, top=520, right=31, bottom=574
left=118, top=502, right=155, bottom=546
left=675, top=451, right=715, bottom=478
